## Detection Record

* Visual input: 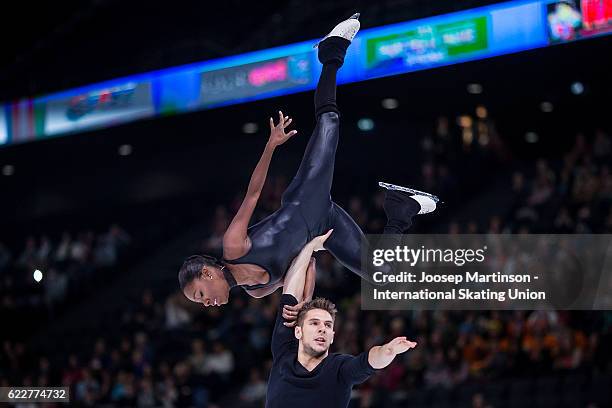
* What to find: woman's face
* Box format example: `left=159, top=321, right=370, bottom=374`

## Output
left=183, top=266, right=230, bottom=307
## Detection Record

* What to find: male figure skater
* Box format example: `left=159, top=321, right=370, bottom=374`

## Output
left=266, top=230, right=418, bottom=408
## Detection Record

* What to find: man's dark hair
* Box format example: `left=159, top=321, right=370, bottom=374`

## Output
left=296, top=297, right=338, bottom=327
left=178, top=255, right=221, bottom=290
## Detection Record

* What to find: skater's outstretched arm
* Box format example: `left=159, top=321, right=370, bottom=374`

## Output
left=368, top=337, right=417, bottom=369
left=336, top=336, right=417, bottom=386
left=223, top=111, right=297, bottom=259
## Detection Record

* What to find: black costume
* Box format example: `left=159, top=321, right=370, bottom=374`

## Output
left=265, top=294, right=375, bottom=408
left=224, top=37, right=418, bottom=289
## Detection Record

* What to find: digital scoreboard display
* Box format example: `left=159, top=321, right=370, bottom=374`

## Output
left=546, top=0, right=612, bottom=42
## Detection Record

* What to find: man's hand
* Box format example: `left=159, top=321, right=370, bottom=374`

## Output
left=282, top=301, right=303, bottom=327
left=368, top=336, right=417, bottom=369
left=268, top=110, right=297, bottom=148
left=381, top=337, right=417, bottom=356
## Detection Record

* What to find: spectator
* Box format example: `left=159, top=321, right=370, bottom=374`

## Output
left=203, top=342, right=234, bottom=379
left=188, top=339, right=207, bottom=376
left=164, top=293, right=192, bottom=330
left=0, top=242, right=11, bottom=273
left=240, top=368, right=267, bottom=407
left=55, top=232, right=72, bottom=266
left=17, top=237, right=37, bottom=268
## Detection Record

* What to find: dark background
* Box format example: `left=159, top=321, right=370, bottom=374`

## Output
left=1, top=1, right=611, bottom=407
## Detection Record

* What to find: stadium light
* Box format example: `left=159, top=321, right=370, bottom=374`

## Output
left=118, top=144, right=133, bottom=156
left=357, top=118, right=375, bottom=131
left=381, top=98, right=399, bottom=109
left=467, top=83, right=483, bottom=94
left=525, top=132, right=539, bottom=143
left=571, top=82, right=584, bottom=95
left=540, top=102, right=554, bottom=112
left=476, top=106, right=488, bottom=119
left=2, top=164, right=14, bottom=176
left=242, top=122, right=259, bottom=134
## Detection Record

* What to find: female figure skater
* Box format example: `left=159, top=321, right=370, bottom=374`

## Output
left=179, top=14, right=437, bottom=307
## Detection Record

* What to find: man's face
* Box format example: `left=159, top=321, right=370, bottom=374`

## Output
left=295, top=309, right=335, bottom=358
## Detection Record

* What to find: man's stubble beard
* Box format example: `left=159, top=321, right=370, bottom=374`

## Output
left=304, top=343, right=329, bottom=359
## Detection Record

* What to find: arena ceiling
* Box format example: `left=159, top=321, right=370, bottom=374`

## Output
left=1, top=0, right=508, bottom=101
left=0, top=0, right=609, bottom=227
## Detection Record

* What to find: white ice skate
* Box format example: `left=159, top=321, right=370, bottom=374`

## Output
left=314, top=13, right=361, bottom=48
left=379, top=181, right=439, bottom=215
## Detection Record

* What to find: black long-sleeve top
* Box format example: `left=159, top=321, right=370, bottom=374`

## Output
left=265, top=294, right=376, bottom=408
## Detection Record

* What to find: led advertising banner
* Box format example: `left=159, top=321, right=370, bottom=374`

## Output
left=546, top=0, right=612, bottom=42
left=364, top=16, right=490, bottom=72
left=6, top=99, right=45, bottom=144
left=42, top=81, right=155, bottom=137
left=358, top=1, right=547, bottom=80
left=199, top=53, right=315, bottom=108
left=153, top=71, right=202, bottom=115
left=1, top=0, right=610, bottom=147
left=0, top=106, right=8, bottom=145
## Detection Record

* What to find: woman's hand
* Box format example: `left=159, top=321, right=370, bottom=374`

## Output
left=311, top=229, right=333, bottom=252
left=268, top=110, right=297, bottom=148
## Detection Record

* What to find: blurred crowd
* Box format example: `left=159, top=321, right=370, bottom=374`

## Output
left=1, top=118, right=611, bottom=407
left=0, top=224, right=131, bottom=338
left=2, top=289, right=610, bottom=407
left=448, top=129, right=612, bottom=235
